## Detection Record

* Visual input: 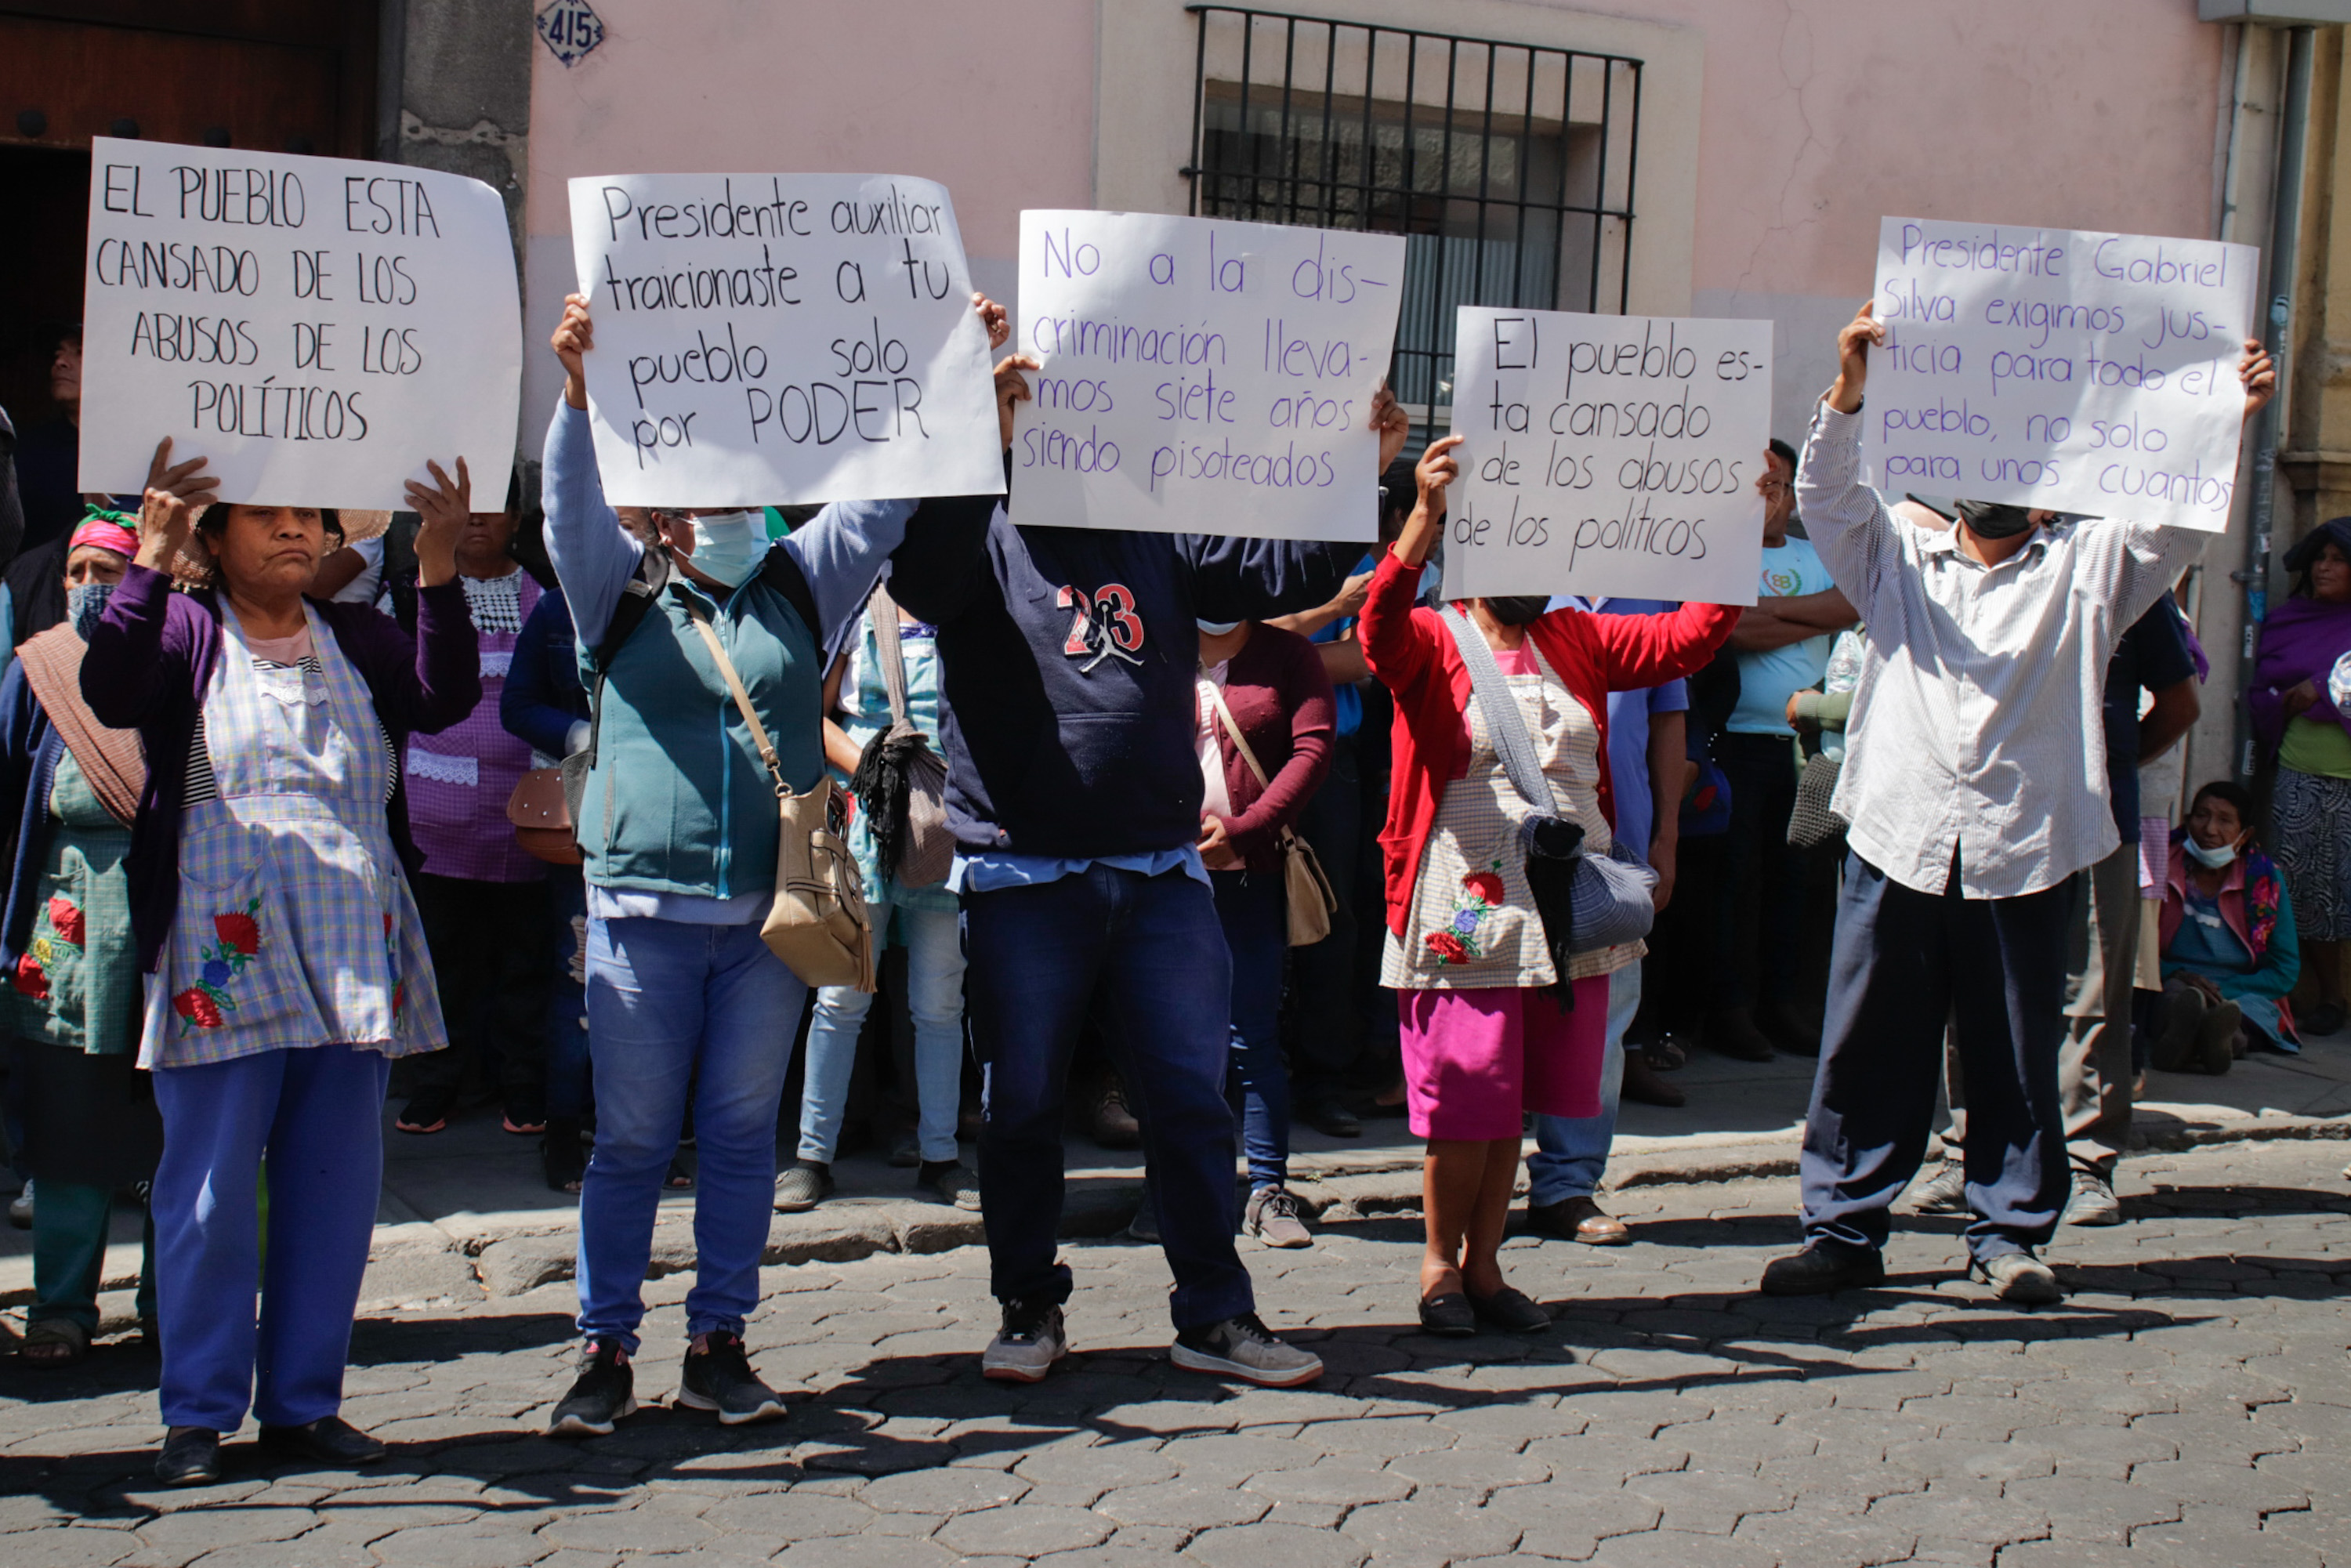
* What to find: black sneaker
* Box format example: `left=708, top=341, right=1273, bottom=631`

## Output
left=980, top=1298, right=1069, bottom=1383
left=548, top=1338, right=636, bottom=1436
left=1759, top=1241, right=1887, bottom=1296
left=258, top=1415, right=386, bottom=1466
left=154, top=1425, right=221, bottom=1486
left=676, top=1331, right=785, bottom=1425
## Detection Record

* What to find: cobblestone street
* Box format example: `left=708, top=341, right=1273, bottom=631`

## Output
left=2, top=1138, right=2346, bottom=1568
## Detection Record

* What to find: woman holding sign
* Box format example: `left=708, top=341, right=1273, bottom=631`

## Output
left=82, top=442, right=480, bottom=1486
left=1360, top=436, right=1737, bottom=1335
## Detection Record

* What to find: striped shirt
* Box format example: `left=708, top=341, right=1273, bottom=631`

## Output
left=183, top=655, right=399, bottom=806
left=1795, top=400, right=2208, bottom=900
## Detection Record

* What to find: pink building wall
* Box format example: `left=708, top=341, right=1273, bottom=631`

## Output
left=522, top=0, right=2232, bottom=436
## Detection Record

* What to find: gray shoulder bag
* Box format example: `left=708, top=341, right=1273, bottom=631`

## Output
left=1440, top=608, right=1657, bottom=966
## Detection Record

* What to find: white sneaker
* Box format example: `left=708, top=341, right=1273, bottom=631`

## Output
left=1974, top=1251, right=2063, bottom=1305
left=980, top=1300, right=1067, bottom=1383
left=1170, top=1313, right=1323, bottom=1388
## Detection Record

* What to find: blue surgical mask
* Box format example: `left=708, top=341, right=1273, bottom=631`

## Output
left=1196, top=618, right=1242, bottom=636
left=2183, top=837, right=2239, bottom=870
left=683, top=510, right=768, bottom=587
left=68, top=581, right=115, bottom=639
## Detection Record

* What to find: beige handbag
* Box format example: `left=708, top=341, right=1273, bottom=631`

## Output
left=684, top=601, right=875, bottom=993
left=1202, top=675, right=1337, bottom=947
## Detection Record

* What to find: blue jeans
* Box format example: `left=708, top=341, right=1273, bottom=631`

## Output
left=544, top=868, right=592, bottom=1121
left=800, top=900, right=968, bottom=1164
left=1526, top=965, right=1641, bottom=1206
left=964, top=865, right=1254, bottom=1329
left=576, top=916, right=805, bottom=1352
left=151, top=1045, right=390, bottom=1432
left=1212, top=868, right=1290, bottom=1189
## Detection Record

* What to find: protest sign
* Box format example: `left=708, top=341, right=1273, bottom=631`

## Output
left=1864, top=216, right=2259, bottom=531
left=567, top=173, right=1002, bottom=506
left=1012, top=210, right=1405, bottom=541
left=1443, top=306, right=1770, bottom=605
left=77, top=138, right=520, bottom=510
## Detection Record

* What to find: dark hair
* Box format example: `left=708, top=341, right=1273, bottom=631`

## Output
left=2190, top=780, right=2257, bottom=841
left=185, top=503, right=344, bottom=591
left=2286, top=517, right=2351, bottom=600
left=1768, top=438, right=1798, bottom=470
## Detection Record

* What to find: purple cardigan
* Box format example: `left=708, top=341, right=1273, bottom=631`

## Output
left=80, top=564, right=480, bottom=972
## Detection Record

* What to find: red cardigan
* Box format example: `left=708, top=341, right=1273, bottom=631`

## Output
left=1201, top=621, right=1335, bottom=874
left=1358, top=548, right=1740, bottom=936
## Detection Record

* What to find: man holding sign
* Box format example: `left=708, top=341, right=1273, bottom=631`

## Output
left=1763, top=299, right=2273, bottom=1305
left=886, top=346, right=1409, bottom=1389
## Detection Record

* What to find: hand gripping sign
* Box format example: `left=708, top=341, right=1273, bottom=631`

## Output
left=1444, top=306, right=1772, bottom=605
left=567, top=172, right=1004, bottom=506
left=1012, top=210, right=1405, bottom=541
left=1864, top=216, right=2259, bottom=531
left=78, top=137, right=521, bottom=509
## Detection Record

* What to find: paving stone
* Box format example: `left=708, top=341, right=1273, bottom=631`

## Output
left=698, top=1491, right=878, bottom=1537
left=369, top=1523, right=555, bottom=1566
left=1010, top=1445, right=1177, bottom=1494
left=1340, top=1497, right=1523, bottom=1563
left=540, top=1505, right=717, bottom=1553
left=855, top=1466, right=1028, bottom=1514
left=2128, top=1516, right=2326, bottom=1566
left=1619, top=1468, right=1797, bottom=1534
left=1581, top=1527, right=1780, bottom=1568
left=1182, top=1520, right=1369, bottom=1567
left=1242, top=1464, right=1412, bottom=1506
left=1093, top=1479, right=1268, bottom=1529
left=1730, top=1508, right=1920, bottom=1568
left=3, top=1528, right=141, bottom=1568
left=933, top=1505, right=1114, bottom=1556
left=770, top=1537, right=958, bottom=1567
left=1484, top=1486, right=1665, bottom=1559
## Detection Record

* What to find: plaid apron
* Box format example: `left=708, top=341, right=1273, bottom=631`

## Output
left=139, top=602, right=445, bottom=1070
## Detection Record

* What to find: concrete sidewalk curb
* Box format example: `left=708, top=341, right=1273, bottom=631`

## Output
left=16, top=1109, right=2344, bottom=1313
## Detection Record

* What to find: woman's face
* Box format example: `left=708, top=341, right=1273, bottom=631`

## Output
left=210, top=505, right=328, bottom=598
left=2188, top=795, right=2248, bottom=853
left=64, top=545, right=127, bottom=588
left=458, top=507, right=518, bottom=573
left=2312, top=541, right=2351, bottom=603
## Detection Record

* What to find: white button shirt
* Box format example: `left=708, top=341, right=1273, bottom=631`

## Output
left=1795, top=401, right=2208, bottom=899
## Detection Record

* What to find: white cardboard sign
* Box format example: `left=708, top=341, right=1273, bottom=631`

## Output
left=1444, top=306, right=1771, bottom=606
left=1012, top=210, right=1405, bottom=540
left=567, top=173, right=1003, bottom=506
left=77, top=137, right=520, bottom=509
left=1864, top=216, right=2259, bottom=531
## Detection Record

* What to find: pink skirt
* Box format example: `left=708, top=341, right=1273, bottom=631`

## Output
left=1397, top=980, right=1607, bottom=1140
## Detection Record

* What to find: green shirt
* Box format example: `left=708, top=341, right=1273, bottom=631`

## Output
left=2279, top=715, right=2351, bottom=780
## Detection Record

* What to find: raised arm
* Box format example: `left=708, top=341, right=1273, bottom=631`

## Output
left=543, top=293, right=648, bottom=649
left=380, top=457, right=481, bottom=734
left=83, top=439, right=219, bottom=727
left=1359, top=435, right=1459, bottom=700
left=1582, top=600, right=1741, bottom=693
left=889, top=328, right=1030, bottom=625
left=1794, top=302, right=1904, bottom=610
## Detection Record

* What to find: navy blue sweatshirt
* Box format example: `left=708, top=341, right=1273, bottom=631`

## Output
left=889, top=498, right=1357, bottom=859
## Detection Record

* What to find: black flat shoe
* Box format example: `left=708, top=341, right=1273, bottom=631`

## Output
left=1416, top=1292, right=1476, bottom=1337
left=1467, top=1284, right=1551, bottom=1333
left=155, top=1425, right=221, bottom=1486
left=1759, top=1242, right=1886, bottom=1296
left=257, top=1415, right=386, bottom=1466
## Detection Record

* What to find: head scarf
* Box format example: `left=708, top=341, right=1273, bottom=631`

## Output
left=68, top=508, right=139, bottom=561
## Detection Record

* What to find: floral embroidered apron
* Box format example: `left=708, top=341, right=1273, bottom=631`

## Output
left=139, top=603, right=444, bottom=1070
left=1382, top=643, right=1639, bottom=990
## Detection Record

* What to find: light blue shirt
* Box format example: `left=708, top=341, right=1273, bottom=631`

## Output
left=1727, top=535, right=1836, bottom=735
left=949, top=846, right=1208, bottom=894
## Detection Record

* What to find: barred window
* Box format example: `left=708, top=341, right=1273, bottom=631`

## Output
left=1184, top=5, right=1642, bottom=428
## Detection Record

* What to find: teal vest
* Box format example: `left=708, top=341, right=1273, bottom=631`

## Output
left=578, top=575, right=824, bottom=900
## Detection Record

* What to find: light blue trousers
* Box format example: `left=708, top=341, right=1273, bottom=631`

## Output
left=1527, top=965, right=1641, bottom=1206
left=798, top=901, right=968, bottom=1164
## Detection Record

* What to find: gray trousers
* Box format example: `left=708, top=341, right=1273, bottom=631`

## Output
left=1947, top=842, right=2139, bottom=1175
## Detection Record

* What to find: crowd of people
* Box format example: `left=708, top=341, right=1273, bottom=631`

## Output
left=0, top=289, right=2305, bottom=1483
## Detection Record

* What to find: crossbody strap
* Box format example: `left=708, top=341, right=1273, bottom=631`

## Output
left=1201, top=672, right=1271, bottom=790
left=1442, top=606, right=1551, bottom=813
left=869, top=583, right=913, bottom=730
left=683, top=595, right=792, bottom=798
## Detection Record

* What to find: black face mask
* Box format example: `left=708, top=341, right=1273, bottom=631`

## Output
left=1954, top=499, right=2034, bottom=539
left=1483, top=596, right=1551, bottom=626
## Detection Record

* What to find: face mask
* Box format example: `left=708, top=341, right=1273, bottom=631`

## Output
left=2183, top=837, right=2239, bottom=870
left=1954, top=499, right=2034, bottom=539
left=683, top=510, right=768, bottom=587
left=1483, top=596, right=1551, bottom=626
left=1196, top=618, right=1242, bottom=636
left=67, top=580, right=115, bottom=639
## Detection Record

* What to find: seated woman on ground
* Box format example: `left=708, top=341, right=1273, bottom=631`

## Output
left=2156, top=780, right=2298, bottom=1074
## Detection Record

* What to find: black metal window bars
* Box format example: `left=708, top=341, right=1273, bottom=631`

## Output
left=1182, top=5, right=1643, bottom=425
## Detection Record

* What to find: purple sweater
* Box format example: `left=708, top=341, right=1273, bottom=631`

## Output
left=80, top=564, right=480, bottom=972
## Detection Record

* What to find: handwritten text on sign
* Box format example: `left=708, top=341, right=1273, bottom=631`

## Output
left=1445, top=307, right=1770, bottom=606
left=568, top=173, right=1002, bottom=506
left=77, top=137, right=520, bottom=509
left=1013, top=211, right=1404, bottom=540
left=1864, top=217, right=2259, bottom=532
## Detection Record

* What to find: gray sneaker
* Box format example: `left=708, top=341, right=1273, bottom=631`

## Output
left=980, top=1298, right=1068, bottom=1383
left=1908, top=1159, right=1969, bottom=1215
left=1171, top=1313, right=1323, bottom=1388
left=918, top=1161, right=983, bottom=1211
left=773, top=1161, right=834, bottom=1213
left=1974, top=1251, right=2063, bottom=1305
left=1244, top=1186, right=1314, bottom=1248
left=2063, top=1168, right=2122, bottom=1227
